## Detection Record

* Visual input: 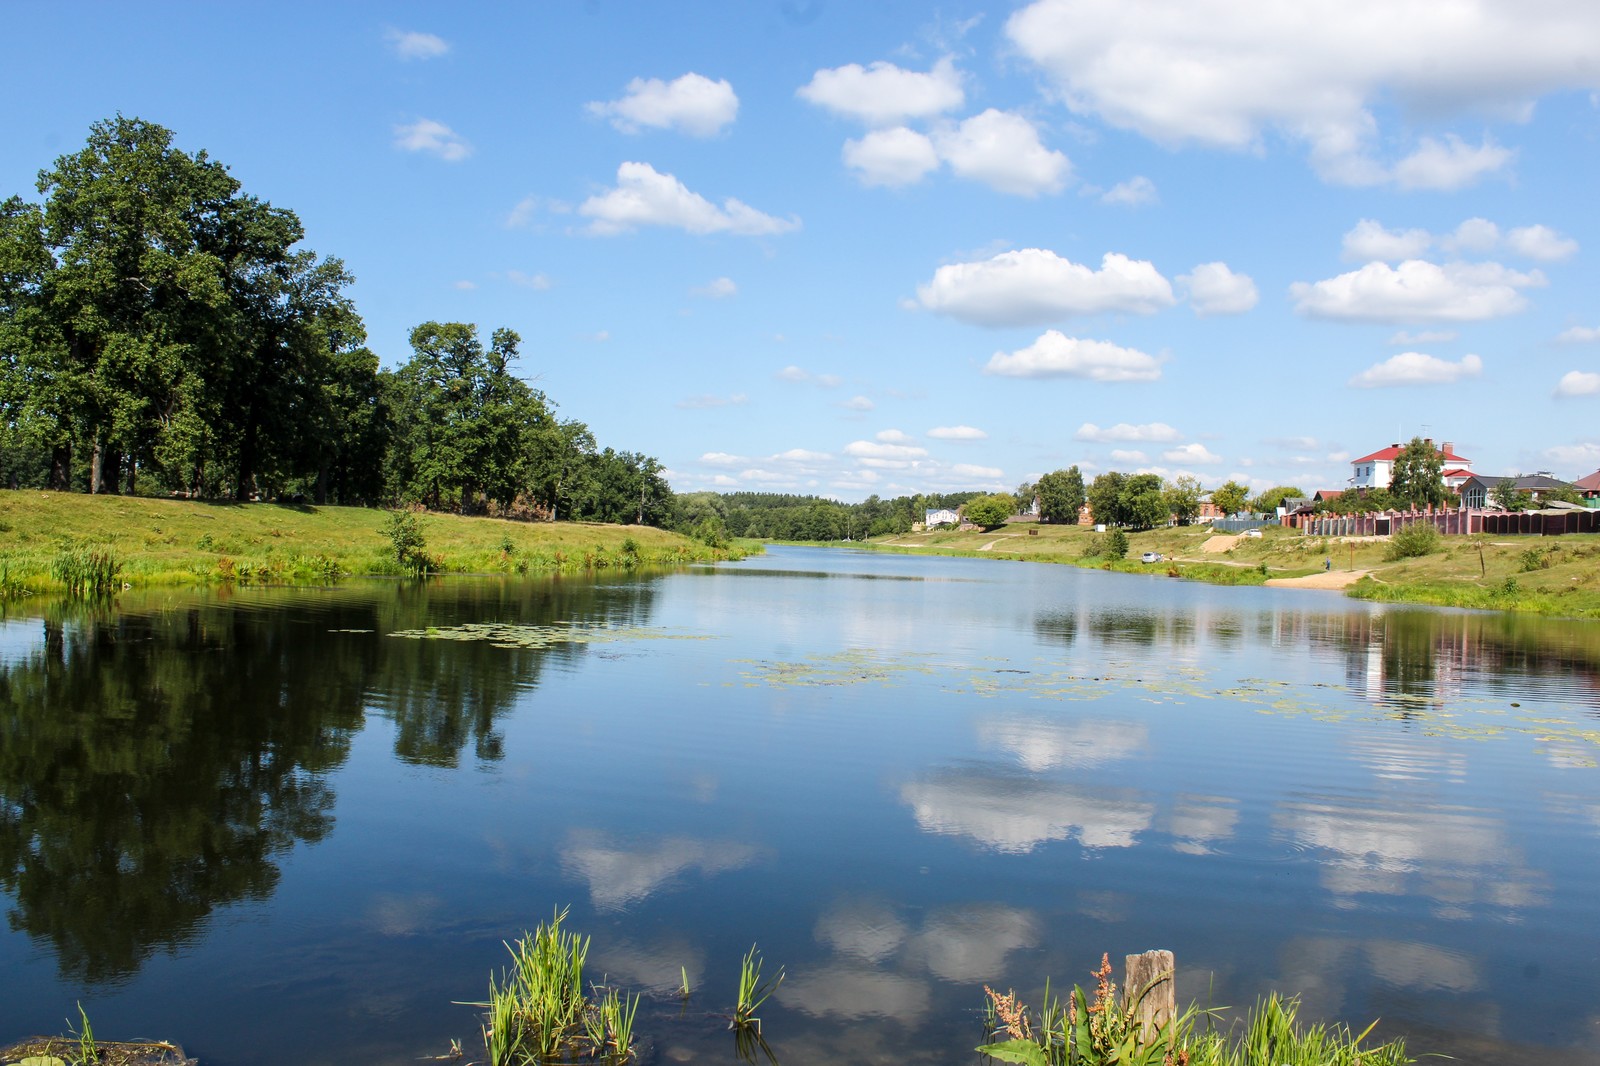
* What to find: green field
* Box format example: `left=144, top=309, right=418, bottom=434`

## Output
left=857, top=520, right=1600, bottom=619
left=0, top=490, right=750, bottom=593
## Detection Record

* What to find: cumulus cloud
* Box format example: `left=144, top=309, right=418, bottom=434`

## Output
left=927, top=425, right=988, bottom=441
left=587, top=73, right=739, bottom=137
left=1343, top=220, right=1432, bottom=262
left=775, top=365, right=840, bottom=387
left=797, top=56, right=964, bottom=125
left=393, top=118, right=471, bottom=161
left=1110, top=449, right=1147, bottom=464
left=1004, top=0, right=1600, bottom=184
left=1179, top=261, right=1258, bottom=315
left=1163, top=442, right=1222, bottom=465
left=846, top=439, right=928, bottom=460
left=1348, top=352, right=1484, bottom=388
left=932, top=109, right=1072, bottom=196
left=1557, top=326, right=1600, bottom=343
left=579, top=162, right=799, bottom=236
left=1393, top=135, right=1513, bottom=190
left=950, top=462, right=1005, bottom=479
left=841, top=395, right=876, bottom=411
left=692, top=276, right=738, bottom=298
left=842, top=127, right=941, bottom=187
left=1075, top=422, right=1181, bottom=443
left=386, top=29, right=448, bottom=60
left=1445, top=217, right=1502, bottom=253
left=876, top=429, right=915, bottom=444
left=1555, top=371, right=1600, bottom=397
left=985, top=331, right=1164, bottom=381
left=1507, top=224, right=1580, bottom=262
left=917, top=249, right=1174, bottom=327
left=1291, top=260, right=1543, bottom=323
left=1543, top=442, right=1600, bottom=468
left=1100, top=175, right=1158, bottom=206
left=505, top=269, right=551, bottom=290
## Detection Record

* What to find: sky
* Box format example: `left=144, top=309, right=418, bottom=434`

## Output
left=5, top=1, right=1600, bottom=501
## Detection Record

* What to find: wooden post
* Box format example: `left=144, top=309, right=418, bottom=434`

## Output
left=1122, top=950, right=1175, bottom=1042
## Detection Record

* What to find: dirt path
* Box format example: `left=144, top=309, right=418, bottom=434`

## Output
left=1265, top=569, right=1373, bottom=589
left=1199, top=534, right=1241, bottom=552
left=978, top=534, right=1025, bottom=551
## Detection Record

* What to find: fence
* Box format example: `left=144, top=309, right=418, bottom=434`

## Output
left=1298, top=508, right=1600, bottom=538
left=1210, top=516, right=1276, bottom=533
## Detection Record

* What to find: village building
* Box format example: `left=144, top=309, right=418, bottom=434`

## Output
left=1348, top=440, right=1471, bottom=490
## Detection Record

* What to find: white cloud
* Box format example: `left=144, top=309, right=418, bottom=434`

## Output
left=932, top=110, right=1072, bottom=196
left=1100, top=175, right=1158, bottom=206
left=1343, top=220, right=1432, bottom=262
left=1180, top=261, right=1258, bottom=315
left=797, top=57, right=965, bottom=126
left=1348, top=352, right=1484, bottom=388
left=1388, top=329, right=1457, bottom=345
left=1163, top=442, right=1223, bottom=465
left=579, top=162, right=799, bottom=237
left=927, top=425, right=988, bottom=441
left=950, top=463, right=1005, bottom=480
left=386, top=29, right=448, bottom=60
left=587, top=73, right=739, bottom=137
left=393, top=118, right=471, bottom=161
left=1446, top=217, right=1501, bottom=253
left=1557, top=326, right=1600, bottom=343
left=692, top=276, right=738, bottom=298
left=1543, top=442, right=1600, bottom=468
left=505, top=270, right=551, bottom=290
left=1506, top=224, right=1579, bottom=262
left=841, top=395, right=875, bottom=411
left=452, top=280, right=476, bottom=291
left=1393, top=135, right=1513, bottom=190
left=699, top=452, right=747, bottom=466
left=917, top=249, right=1174, bottom=327
left=505, top=196, right=539, bottom=228
left=1291, top=260, right=1543, bottom=323
left=1109, top=449, right=1147, bottom=464
left=1075, top=422, right=1181, bottom=443
left=876, top=429, right=915, bottom=444
left=1555, top=371, right=1600, bottom=397
left=845, top=440, right=928, bottom=460
left=1005, top=0, right=1600, bottom=183
left=842, top=127, right=941, bottom=187
left=776, top=365, right=812, bottom=383
left=985, top=332, right=1164, bottom=382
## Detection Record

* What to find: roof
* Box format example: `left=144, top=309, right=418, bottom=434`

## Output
left=1461, top=474, right=1575, bottom=491
left=1441, top=468, right=1473, bottom=478
left=1352, top=442, right=1470, bottom=464
left=1575, top=469, right=1600, bottom=492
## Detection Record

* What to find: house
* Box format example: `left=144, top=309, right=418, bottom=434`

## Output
left=1575, top=469, right=1600, bottom=500
left=1458, top=473, right=1576, bottom=510
left=923, top=508, right=959, bottom=527
left=1349, top=439, right=1471, bottom=490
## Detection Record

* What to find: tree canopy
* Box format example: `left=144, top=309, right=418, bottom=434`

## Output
left=1388, top=438, right=1448, bottom=510
left=1036, top=466, right=1086, bottom=524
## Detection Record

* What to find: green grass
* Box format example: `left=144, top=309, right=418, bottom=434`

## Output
left=733, top=943, right=784, bottom=1029
left=852, top=520, right=1600, bottom=619
left=0, top=489, right=754, bottom=593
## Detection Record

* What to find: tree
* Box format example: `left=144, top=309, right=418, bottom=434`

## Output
left=1037, top=466, right=1086, bottom=524
left=1491, top=479, right=1532, bottom=512
left=1013, top=480, right=1036, bottom=515
left=1164, top=475, right=1204, bottom=525
left=1250, top=485, right=1306, bottom=514
left=1212, top=480, right=1250, bottom=516
left=963, top=493, right=1014, bottom=529
left=1087, top=471, right=1127, bottom=526
left=1388, top=437, right=1448, bottom=510
left=1119, top=473, right=1167, bottom=530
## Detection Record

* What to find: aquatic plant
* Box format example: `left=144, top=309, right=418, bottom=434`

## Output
left=733, top=943, right=783, bottom=1029
left=49, top=548, right=121, bottom=597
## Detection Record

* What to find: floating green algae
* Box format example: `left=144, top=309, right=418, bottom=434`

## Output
left=387, top=621, right=710, bottom=649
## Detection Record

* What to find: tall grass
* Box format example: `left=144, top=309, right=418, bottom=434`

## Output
left=733, top=943, right=784, bottom=1029
left=49, top=547, right=122, bottom=598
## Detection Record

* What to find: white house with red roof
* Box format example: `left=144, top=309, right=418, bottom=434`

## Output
left=1349, top=440, right=1472, bottom=491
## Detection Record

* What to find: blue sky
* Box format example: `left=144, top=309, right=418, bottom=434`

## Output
left=6, top=1, right=1600, bottom=500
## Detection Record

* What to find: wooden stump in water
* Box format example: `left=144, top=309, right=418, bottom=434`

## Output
left=1122, top=949, right=1176, bottom=1041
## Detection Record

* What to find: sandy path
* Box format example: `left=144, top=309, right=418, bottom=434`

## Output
left=1199, top=534, right=1241, bottom=552
left=1265, top=569, right=1372, bottom=589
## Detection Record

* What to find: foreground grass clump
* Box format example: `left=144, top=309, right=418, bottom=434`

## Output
left=470, top=908, right=640, bottom=1065
left=0, top=490, right=753, bottom=593
left=978, top=954, right=1410, bottom=1066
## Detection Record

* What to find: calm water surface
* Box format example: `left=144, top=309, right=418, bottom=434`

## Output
left=2, top=545, right=1599, bottom=1064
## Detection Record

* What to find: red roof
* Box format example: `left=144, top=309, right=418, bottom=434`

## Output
left=1441, top=468, right=1473, bottom=478
left=1575, top=469, right=1600, bottom=492
left=1352, top=443, right=1470, bottom=464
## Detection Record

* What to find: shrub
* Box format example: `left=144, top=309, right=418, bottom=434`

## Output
left=1103, top=529, right=1129, bottom=560
left=1385, top=522, right=1440, bottom=561
left=382, top=509, right=431, bottom=576
left=1519, top=546, right=1552, bottom=572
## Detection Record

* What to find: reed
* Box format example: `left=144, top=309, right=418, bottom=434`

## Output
left=49, top=547, right=122, bottom=598
left=733, top=943, right=783, bottom=1029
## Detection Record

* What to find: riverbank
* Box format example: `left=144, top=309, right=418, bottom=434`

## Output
left=858, top=520, right=1600, bottom=620
left=0, top=490, right=753, bottom=593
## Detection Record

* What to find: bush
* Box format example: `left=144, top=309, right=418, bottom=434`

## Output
left=382, top=509, right=431, bottom=576
left=963, top=493, right=1015, bottom=530
left=1385, top=522, right=1440, bottom=561
left=1087, top=529, right=1131, bottom=560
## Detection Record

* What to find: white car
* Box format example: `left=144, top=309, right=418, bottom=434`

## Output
left=1242, top=529, right=1263, bottom=538
left=1140, top=551, right=1161, bottom=563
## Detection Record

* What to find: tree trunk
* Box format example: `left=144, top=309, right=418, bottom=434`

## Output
left=49, top=443, right=72, bottom=490
left=89, top=439, right=103, bottom=495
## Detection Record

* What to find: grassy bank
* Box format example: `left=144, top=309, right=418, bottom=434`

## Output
left=853, top=520, right=1600, bottom=619
left=0, top=490, right=753, bottom=593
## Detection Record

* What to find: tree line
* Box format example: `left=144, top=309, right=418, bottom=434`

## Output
left=0, top=116, right=669, bottom=524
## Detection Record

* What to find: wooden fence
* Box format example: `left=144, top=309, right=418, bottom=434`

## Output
left=1297, top=508, right=1600, bottom=538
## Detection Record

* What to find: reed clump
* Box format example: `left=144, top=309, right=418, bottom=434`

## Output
left=49, top=547, right=122, bottom=598
left=978, top=954, right=1411, bottom=1066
